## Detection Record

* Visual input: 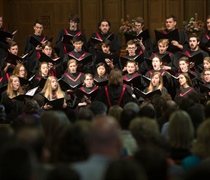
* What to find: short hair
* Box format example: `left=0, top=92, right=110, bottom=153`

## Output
left=189, top=34, right=200, bottom=42
left=165, top=15, right=176, bottom=21
left=8, top=41, right=18, bottom=49
left=72, top=36, right=84, bottom=43
left=158, top=39, right=169, bottom=46
left=178, top=56, right=190, bottom=66
left=68, top=13, right=80, bottom=23
left=127, top=40, right=136, bottom=46
left=134, top=16, right=144, bottom=25
left=33, top=19, right=43, bottom=26
left=101, top=39, right=111, bottom=47
left=88, top=101, right=107, bottom=116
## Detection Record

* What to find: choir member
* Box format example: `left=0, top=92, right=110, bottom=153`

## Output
left=40, top=76, right=68, bottom=110
left=96, top=69, right=136, bottom=108
left=54, top=14, right=87, bottom=57
left=1, top=75, right=24, bottom=121
left=87, top=19, right=121, bottom=56
left=175, top=72, right=195, bottom=98
left=76, top=73, right=99, bottom=108
left=153, top=15, right=188, bottom=56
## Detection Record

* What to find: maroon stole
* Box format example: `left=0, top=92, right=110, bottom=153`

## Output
left=64, top=72, right=83, bottom=82
left=104, top=84, right=126, bottom=107
left=36, top=36, right=46, bottom=58
left=123, top=72, right=139, bottom=81
left=63, top=29, right=81, bottom=54
left=68, top=52, right=87, bottom=61
left=179, top=87, right=194, bottom=97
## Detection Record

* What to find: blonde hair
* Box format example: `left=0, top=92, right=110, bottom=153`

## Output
left=158, top=39, right=169, bottom=46
left=67, top=59, right=78, bottom=72
left=148, top=72, right=163, bottom=92
left=7, top=75, right=24, bottom=98
left=41, top=76, right=64, bottom=100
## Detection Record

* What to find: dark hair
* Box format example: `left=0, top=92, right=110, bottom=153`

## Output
left=72, top=35, right=84, bottom=43
left=88, top=101, right=107, bottom=116
left=189, top=34, right=200, bottom=42
left=165, top=15, right=176, bottom=21
left=101, top=39, right=111, bottom=47
left=98, top=19, right=111, bottom=28
left=33, top=19, right=43, bottom=26
left=68, top=13, right=80, bottom=23
left=120, top=109, right=137, bottom=130
left=108, top=69, right=123, bottom=85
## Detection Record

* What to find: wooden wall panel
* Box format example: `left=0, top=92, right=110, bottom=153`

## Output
left=165, top=0, right=184, bottom=27
left=147, top=0, right=164, bottom=40
left=81, top=0, right=100, bottom=39
left=124, top=0, right=144, bottom=19
left=184, top=0, right=205, bottom=21
left=102, top=0, right=122, bottom=33
left=1, top=0, right=209, bottom=53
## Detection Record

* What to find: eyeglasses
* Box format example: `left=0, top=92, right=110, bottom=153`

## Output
left=127, top=47, right=136, bottom=50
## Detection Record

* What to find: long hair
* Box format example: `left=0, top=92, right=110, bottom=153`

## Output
left=108, top=69, right=123, bottom=85
left=7, top=75, right=23, bottom=98
left=148, top=72, right=163, bottom=92
left=37, top=62, right=49, bottom=77
left=41, top=76, right=64, bottom=100
left=12, top=63, right=27, bottom=79
left=178, top=56, right=190, bottom=72
left=168, top=110, right=194, bottom=149
left=179, top=72, right=193, bottom=90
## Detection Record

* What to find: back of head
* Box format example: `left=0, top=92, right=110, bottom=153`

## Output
left=138, top=103, right=156, bottom=119
left=89, top=115, right=121, bottom=157
left=120, top=109, right=137, bottom=130
left=0, top=145, right=38, bottom=180
left=129, top=117, right=160, bottom=146
left=88, top=101, right=107, bottom=116
left=123, top=102, right=139, bottom=113
left=168, top=110, right=194, bottom=149
left=77, top=107, right=94, bottom=121
left=108, top=105, right=123, bottom=122
left=104, top=160, right=147, bottom=180
left=47, top=165, right=80, bottom=180
left=134, top=148, right=168, bottom=180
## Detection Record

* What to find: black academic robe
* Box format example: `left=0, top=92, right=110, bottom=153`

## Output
left=24, top=34, right=49, bottom=69
left=61, top=71, right=84, bottom=89
left=96, top=84, right=137, bottom=108
left=123, top=72, right=147, bottom=90
left=153, top=29, right=188, bottom=56
left=87, top=31, right=121, bottom=56
left=1, top=91, right=24, bottom=121
left=0, top=27, right=8, bottom=60
left=55, top=28, right=87, bottom=57
left=175, top=86, right=195, bottom=99
left=151, top=51, right=179, bottom=72
left=145, top=69, right=175, bottom=98
left=200, top=31, right=210, bottom=55
left=67, top=50, right=93, bottom=74
left=180, top=48, right=209, bottom=73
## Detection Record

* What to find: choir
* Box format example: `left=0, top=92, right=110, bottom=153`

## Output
left=1, top=13, right=210, bottom=121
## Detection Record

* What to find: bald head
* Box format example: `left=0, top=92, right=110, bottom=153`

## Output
left=89, top=115, right=121, bottom=157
